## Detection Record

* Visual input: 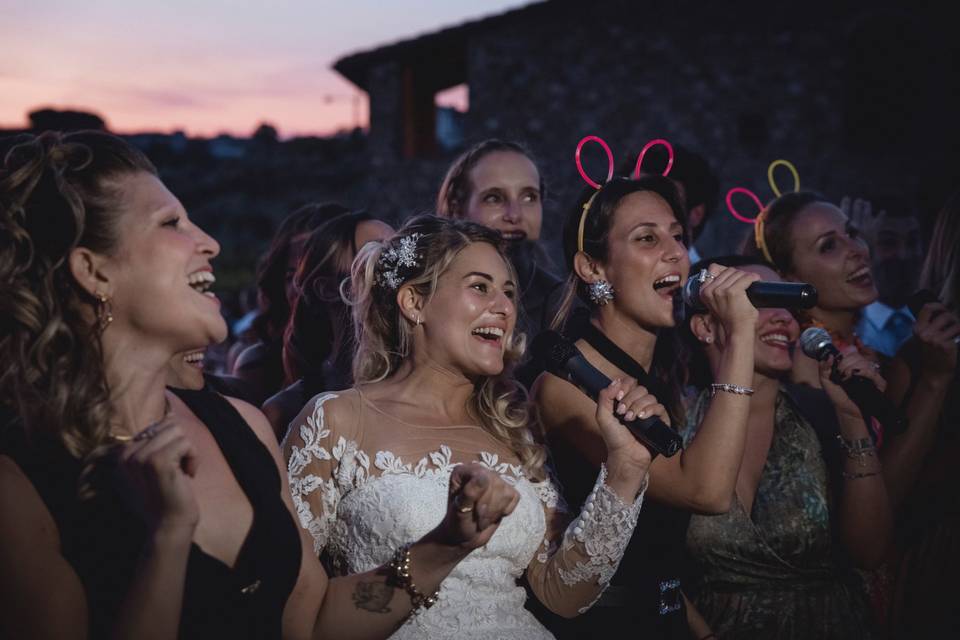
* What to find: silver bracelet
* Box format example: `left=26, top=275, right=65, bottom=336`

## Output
left=709, top=383, right=754, bottom=397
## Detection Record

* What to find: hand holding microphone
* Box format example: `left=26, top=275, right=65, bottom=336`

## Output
left=533, top=331, right=682, bottom=458
left=683, top=267, right=817, bottom=313
left=683, top=265, right=762, bottom=338
left=800, top=327, right=907, bottom=435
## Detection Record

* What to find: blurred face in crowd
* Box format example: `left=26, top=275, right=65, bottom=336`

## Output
left=871, top=212, right=922, bottom=307
left=414, top=242, right=517, bottom=378
left=786, top=203, right=877, bottom=312
left=463, top=151, right=542, bottom=243
left=594, top=191, right=688, bottom=329
left=166, top=349, right=206, bottom=389
left=87, top=172, right=227, bottom=352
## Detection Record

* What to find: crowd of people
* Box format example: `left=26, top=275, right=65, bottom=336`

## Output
left=1, top=129, right=957, bottom=640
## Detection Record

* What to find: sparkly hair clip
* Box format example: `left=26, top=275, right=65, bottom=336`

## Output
left=725, top=159, right=801, bottom=264
left=574, top=135, right=675, bottom=253
left=376, top=232, right=423, bottom=290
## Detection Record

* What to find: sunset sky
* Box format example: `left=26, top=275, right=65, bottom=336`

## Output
left=2, top=0, right=526, bottom=138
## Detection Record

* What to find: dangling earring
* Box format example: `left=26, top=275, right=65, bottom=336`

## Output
left=96, top=293, right=113, bottom=333
left=415, top=314, right=422, bottom=327
left=588, top=280, right=615, bottom=306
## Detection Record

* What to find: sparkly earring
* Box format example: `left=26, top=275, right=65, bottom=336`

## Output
left=415, top=314, right=422, bottom=327
left=588, top=280, right=615, bottom=306
left=96, top=293, right=113, bottom=333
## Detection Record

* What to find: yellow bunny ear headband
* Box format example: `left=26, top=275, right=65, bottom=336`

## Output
left=725, top=159, right=801, bottom=264
left=574, top=135, right=675, bottom=253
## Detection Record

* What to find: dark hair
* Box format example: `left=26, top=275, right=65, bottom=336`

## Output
left=252, top=202, right=350, bottom=344
left=681, top=255, right=777, bottom=389
left=436, top=139, right=545, bottom=218
left=616, top=144, right=719, bottom=222
left=0, top=130, right=157, bottom=458
left=558, top=175, right=687, bottom=309
left=742, top=190, right=830, bottom=274
left=283, top=209, right=372, bottom=384
left=554, top=175, right=687, bottom=423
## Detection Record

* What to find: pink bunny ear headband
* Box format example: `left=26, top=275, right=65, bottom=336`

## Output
left=574, top=135, right=674, bottom=253
left=725, top=159, right=800, bottom=264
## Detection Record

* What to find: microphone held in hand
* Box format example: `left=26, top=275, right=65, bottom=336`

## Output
left=682, top=270, right=818, bottom=312
left=532, top=331, right=683, bottom=458
left=799, top=327, right=907, bottom=436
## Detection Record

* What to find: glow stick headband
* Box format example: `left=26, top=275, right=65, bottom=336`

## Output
left=725, top=159, right=801, bottom=264
left=574, top=135, right=675, bottom=253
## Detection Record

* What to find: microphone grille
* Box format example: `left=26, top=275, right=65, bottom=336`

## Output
left=799, top=327, right=832, bottom=359
left=531, top=330, right=578, bottom=375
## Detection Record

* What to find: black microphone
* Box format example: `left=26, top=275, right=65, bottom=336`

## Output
left=799, top=327, right=907, bottom=435
left=682, top=271, right=818, bottom=312
left=532, top=331, right=683, bottom=457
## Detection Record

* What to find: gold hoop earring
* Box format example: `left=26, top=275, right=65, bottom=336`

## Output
left=96, top=293, right=113, bottom=333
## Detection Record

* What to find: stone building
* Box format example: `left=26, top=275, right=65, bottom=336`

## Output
left=335, top=0, right=956, bottom=260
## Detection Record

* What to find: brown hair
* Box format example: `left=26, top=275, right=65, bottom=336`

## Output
left=436, top=139, right=544, bottom=218
left=742, top=190, right=830, bottom=274
left=0, top=130, right=157, bottom=459
left=349, top=214, right=545, bottom=477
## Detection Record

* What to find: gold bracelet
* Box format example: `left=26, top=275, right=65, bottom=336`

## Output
left=385, top=543, right=440, bottom=612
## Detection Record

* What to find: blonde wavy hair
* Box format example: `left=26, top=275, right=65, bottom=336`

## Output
left=348, top=214, right=547, bottom=478
left=0, top=131, right=156, bottom=461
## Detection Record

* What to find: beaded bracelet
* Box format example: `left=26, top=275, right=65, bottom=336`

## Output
left=709, top=383, right=754, bottom=397
left=385, top=543, right=440, bottom=612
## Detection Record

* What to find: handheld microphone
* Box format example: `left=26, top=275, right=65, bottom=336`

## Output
left=532, top=331, right=683, bottom=457
left=683, top=271, right=818, bottom=312
left=799, top=327, right=907, bottom=435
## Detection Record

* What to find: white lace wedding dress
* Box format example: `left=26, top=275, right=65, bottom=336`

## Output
left=284, top=390, right=646, bottom=639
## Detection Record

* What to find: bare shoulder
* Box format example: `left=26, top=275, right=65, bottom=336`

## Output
left=0, top=454, right=59, bottom=548
left=225, top=396, right=278, bottom=451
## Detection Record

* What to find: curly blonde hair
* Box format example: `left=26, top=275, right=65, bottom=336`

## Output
left=0, top=131, right=156, bottom=460
left=348, top=214, right=546, bottom=478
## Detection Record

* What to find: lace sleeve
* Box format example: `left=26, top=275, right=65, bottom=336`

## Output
left=525, top=464, right=647, bottom=617
left=282, top=392, right=352, bottom=555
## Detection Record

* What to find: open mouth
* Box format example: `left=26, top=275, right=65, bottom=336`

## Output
left=183, top=350, right=205, bottom=369
left=471, top=325, right=505, bottom=346
left=653, top=273, right=681, bottom=298
left=499, top=230, right=527, bottom=242
left=188, top=270, right=217, bottom=298
left=759, top=332, right=793, bottom=350
left=846, top=266, right=873, bottom=288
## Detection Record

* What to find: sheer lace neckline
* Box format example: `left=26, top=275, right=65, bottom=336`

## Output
left=356, top=386, right=479, bottom=431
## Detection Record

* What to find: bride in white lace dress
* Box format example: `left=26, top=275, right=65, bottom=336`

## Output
left=283, top=215, right=665, bottom=638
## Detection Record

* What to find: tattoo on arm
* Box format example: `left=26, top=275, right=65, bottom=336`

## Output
left=351, top=581, right=394, bottom=613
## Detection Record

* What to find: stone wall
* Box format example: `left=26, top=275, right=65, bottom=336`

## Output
left=352, top=0, right=957, bottom=265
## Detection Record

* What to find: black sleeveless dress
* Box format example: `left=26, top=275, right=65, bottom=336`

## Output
left=0, top=388, right=302, bottom=639
left=526, top=313, right=690, bottom=639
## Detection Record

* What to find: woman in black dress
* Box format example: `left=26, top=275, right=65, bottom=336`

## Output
left=533, top=175, right=759, bottom=638
left=0, top=131, right=519, bottom=639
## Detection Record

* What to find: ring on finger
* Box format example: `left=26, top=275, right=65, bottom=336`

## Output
left=698, top=269, right=716, bottom=283
left=133, top=424, right=161, bottom=442
left=458, top=505, right=474, bottom=513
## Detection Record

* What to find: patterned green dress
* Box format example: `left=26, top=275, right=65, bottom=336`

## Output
left=681, top=387, right=873, bottom=639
